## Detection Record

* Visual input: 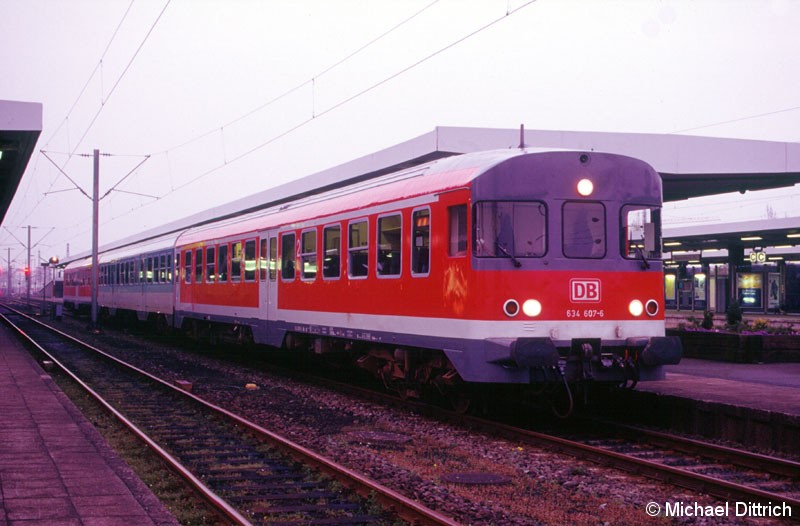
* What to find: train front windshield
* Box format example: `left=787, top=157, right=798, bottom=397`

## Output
left=473, top=200, right=662, bottom=261
left=474, top=201, right=547, bottom=258
left=622, top=205, right=662, bottom=260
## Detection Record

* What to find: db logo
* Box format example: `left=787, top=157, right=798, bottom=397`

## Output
left=570, top=279, right=601, bottom=302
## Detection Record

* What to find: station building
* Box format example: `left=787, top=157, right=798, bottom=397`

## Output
left=663, top=218, right=800, bottom=314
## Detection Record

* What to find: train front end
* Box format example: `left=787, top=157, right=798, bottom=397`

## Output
left=449, top=150, right=681, bottom=389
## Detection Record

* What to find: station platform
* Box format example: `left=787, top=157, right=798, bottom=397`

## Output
left=639, top=358, right=800, bottom=417
left=0, top=324, right=178, bottom=525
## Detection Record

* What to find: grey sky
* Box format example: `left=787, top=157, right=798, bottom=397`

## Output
left=1, top=0, right=798, bottom=263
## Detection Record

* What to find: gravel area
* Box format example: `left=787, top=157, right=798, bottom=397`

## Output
left=58, top=318, right=787, bottom=525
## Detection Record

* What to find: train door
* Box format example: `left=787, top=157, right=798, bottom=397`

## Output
left=260, top=231, right=279, bottom=321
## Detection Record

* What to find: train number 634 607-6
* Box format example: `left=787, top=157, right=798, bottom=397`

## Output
left=566, top=309, right=605, bottom=318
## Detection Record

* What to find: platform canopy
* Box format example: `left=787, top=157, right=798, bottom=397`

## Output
left=398, top=127, right=800, bottom=202
left=0, top=100, right=42, bottom=225
left=663, top=217, right=800, bottom=259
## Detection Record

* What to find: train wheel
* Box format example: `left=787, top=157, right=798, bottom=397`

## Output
left=448, top=392, right=471, bottom=414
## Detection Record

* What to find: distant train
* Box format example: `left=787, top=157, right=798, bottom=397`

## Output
left=63, top=148, right=681, bottom=411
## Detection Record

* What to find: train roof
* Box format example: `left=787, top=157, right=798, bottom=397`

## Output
left=63, top=231, right=180, bottom=270
left=175, top=148, right=538, bottom=246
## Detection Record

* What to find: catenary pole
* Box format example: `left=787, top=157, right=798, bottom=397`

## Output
left=91, top=149, right=99, bottom=329
left=26, top=225, right=31, bottom=305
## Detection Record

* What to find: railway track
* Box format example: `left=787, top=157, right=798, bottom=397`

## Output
left=0, top=305, right=459, bottom=526
left=273, top=366, right=800, bottom=519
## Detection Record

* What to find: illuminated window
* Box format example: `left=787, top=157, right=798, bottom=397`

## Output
left=206, top=246, right=216, bottom=283
left=231, top=242, right=242, bottom=282
left=300, top=230, right=317, bottom=280
left=412, top=208, right=430, bottom=276
left=244, top=239, right=256, bottom=282
left=259, top=238, right=267, bottom=281
left=269, top=237, right=277, bottom=281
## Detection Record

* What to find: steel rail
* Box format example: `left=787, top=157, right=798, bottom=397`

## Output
left=605, top=421, right=800, bottom=478
left=0, top=310, right=252, bottom=526
left=475, top=416, right=800, bottom=516
left=1, top=306, right=460, bottom=526
left=270, top=369, right=800, bottom=517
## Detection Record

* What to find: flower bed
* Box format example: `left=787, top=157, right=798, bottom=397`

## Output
left=667, top=329, right=800, bottom=363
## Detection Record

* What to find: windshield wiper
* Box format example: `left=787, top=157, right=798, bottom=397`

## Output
left=496, top=242, right=522, bottom=268
left=634, top=246, right=651, bottom=270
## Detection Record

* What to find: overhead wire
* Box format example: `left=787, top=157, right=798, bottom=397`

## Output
left=155, top=0, right=443, bottom=155
left=57, top=0, right=540, bottom=250
left=4, top=0, right=171, bottom=249
left=671, top=105, right=800, bottom=134
left=145, top=0, right=540, bottom=199
left=38, top=0, right=448, bottom=253
left=8, top=0, right=139, bottom=235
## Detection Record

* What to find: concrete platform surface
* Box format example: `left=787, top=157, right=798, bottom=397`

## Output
left=0, top=324, right=178, bottom=525
left=639, top=358, right=800, bottom=417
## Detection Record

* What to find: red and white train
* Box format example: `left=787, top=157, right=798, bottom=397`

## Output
left=64, top=147, right=681, bottom=404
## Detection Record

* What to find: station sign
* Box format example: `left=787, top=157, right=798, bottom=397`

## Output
left=749, top=250, right=767, bottom=263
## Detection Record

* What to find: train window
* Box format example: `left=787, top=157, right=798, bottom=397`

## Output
left=259, top=238, right=268, bottom=281
left=194, top=249, right=203, bottom=283
left=269, top=237, right=277, bottom=281
left=281, top=233, right=296, bottom=280
left=622, top=205, right=662, bottom=260
left=300, top=230, right=317, bottom=280
left=217, top=244, right=228, bottom=282
left=412, top=208, right=430, bottom=276
left=206, top=246, right=216, bottom=283
left=563, top=202, right=606, bottom=259
left=348, top=220, right=368, bottom=278
left=160, top=254, right=168, bottom=282
left=474, top=201, right=546, bottom=259
left=167, top=254, right=173, bottom=282
left=231, top=242, right=242, bottom=282
left=377, top=214, right=401, bottom=277
left=155, top=257, right=161, bottom=284
left=244, top=239, right=257, bottom=282
left=174, top=254, right=180, bottom=284
left=184, top=251, right=192, bottom=284
left=323, top=225, right=341, bottom=279
left=146, top=257, right=153, bottom=283
left=448, top=205, right=468, bottom=256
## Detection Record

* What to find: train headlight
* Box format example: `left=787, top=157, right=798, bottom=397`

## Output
left=522, top=299, right=542, bottom=317
left=628, top=299, right=644, bottom=317
left=645, top=299, right=659, bottom=317
left=503, top=299, right=520, bottom=317
left=577, top=178, right=594, bottom=197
